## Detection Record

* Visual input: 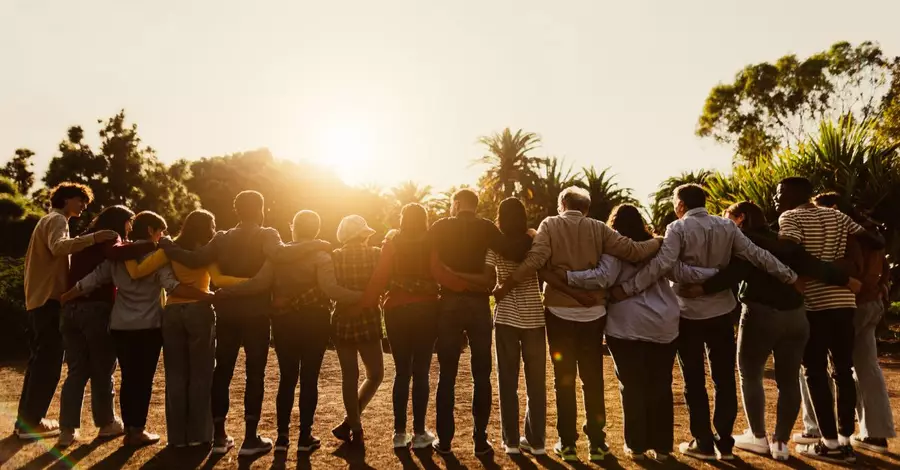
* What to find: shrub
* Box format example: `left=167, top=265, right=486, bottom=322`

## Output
left=0, top=257, right=27, bottom=360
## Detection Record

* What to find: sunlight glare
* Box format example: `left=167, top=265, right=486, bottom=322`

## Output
left=313, top=113, right=377, bottom=186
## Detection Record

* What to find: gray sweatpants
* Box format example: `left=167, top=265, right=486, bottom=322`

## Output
left=162, top=302, right=216, bottom=446
left=59, top=301, right=118, bottom=430
left=800, top=300, right=896, bottom=439
left=737, top=302, right=809, bottom=443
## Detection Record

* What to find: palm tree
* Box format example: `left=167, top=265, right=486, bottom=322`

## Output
left=579, top=166, right=639, bottom=223
left=474, top=128, right=545, bottom=198
left=646, top=170, right=713, bottom=233
left=390, top=180, right=433, bottom=206
left=533, top=157, right=581, bottom=218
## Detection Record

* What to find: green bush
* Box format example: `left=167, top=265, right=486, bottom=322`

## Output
left=889, top=302, right=900, bottom=317
left=0, top=257, right=27, bottom=360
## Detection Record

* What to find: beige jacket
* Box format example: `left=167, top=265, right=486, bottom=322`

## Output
left=511, top=210, right=661, bottom=308
left=24, top=209, right=98, bottom=310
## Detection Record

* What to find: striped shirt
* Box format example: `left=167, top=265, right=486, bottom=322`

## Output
left=486, top=250, right=545, bottom=329
left=778, top=206, right=865, bottom=311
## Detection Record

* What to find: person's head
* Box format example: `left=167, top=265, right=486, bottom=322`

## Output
left=724, top=201, right=768, bottom=231
left=607, top=204, right=653, bottom=242
left=399, top=203, right=428, bottom=235
left=672, top=184, right=706, bottom=219
left=131, top=211, right=167, bottom=243
left=451, top=189, right=479, bottom=215
left=290, top=210, right=321, bottom=241
left=557, top=186, right=591, bottom=215
left=233, top=190, right=264, bottom=225
left=775, top=177, right=813, bottom=213
left=336, top=215, right=375, bottom=245
left=497, top=198, right=528, bottom=236
left=49, top=182, right=94, bottom=218
left=813, top=191, right=841, bottom=210
left=83, top=205, right=134, bottom=240
left=175, top=209, right=216, bottom=249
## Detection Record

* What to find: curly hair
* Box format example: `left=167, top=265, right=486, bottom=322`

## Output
left=607, top=204, right=653, bottom=242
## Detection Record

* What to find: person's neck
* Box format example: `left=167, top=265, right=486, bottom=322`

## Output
left=456, top=209, right=476, bottom=216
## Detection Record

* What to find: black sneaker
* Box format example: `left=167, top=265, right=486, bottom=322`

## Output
left=332, top=422, right=351, bottom=442
left=678, top=440, right=716, bottom=461
left=474, top=440, right=494, bottom=456
left=297, top=434, right=321, bottom=453
left=797, top=442, right=855, bottom=463
left=274, top=435, right=289, bottom=453
left=238, top=435, right=273, bottom=457
left=589, top=442, right=611, bottom=462
left=851, top=436, right=889, bottom=455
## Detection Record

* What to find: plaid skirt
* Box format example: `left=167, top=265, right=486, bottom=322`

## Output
left=331, top=306, right=383, bottom=345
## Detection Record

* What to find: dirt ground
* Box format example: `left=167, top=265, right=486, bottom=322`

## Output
left=1, top=347, right=899, bottom=469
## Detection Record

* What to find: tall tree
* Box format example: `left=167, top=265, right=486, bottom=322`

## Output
left=697, top=41, right=897, bottom=165
left=579, top=166, right=639, bottom=223
left=0, top=149, right=36, bottom=196
left=533, top=157, right=580, bottom=219
left=474, top=128, right=544, bottom=198
left=390, top=180, right=433, bottom=206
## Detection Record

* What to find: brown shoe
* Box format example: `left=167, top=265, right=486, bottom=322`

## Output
left=124, top=429, right=160, bottom=447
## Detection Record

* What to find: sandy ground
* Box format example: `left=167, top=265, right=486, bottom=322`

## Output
left=1, top=347, right=899, bottom=469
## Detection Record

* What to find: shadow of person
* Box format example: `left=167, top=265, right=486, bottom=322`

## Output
left=412, top=447, right=442, bottom=470
left=476, top=452, right=503, bottom=470
left=237, top=450, right=271, bottom=470
left=435, top=450, right=468, bottom=470
left=507, top=454, right=539, bottom=470
left=268, top=450, right=288, bottom=470
left=296, top=451, right=313, bottom=470
left=90, top=444, right=138, bottom=470
left=46, top=441, right=104, bottom=470
left=140, top=445, right=210, bottom=469
left=394, top=447, right=420, bottom=470
left=331, top=441, right=377, bottom=470
left=0, top=434, right=28, bottom=465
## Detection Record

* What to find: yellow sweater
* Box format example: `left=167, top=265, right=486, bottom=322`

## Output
left=125, top=250, right=247, bottom=305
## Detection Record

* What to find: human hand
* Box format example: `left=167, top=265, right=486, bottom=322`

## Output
left=93, top=230, right=119, bottom=243
left=60, top=288, right=80, bottom=305
left=610, top=285, right=628, bottom=302
left=493, top=284, right=510, bottom=302
left=846, top=277, right=862, bottom=294
left=572, top=290, right=596, bottom=307
left=792, top=279, right=806, bottom=294
left=678, top=284, right=705, bottom=298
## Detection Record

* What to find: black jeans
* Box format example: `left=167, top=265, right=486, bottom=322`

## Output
left=59, top=301, right=117, bottom=430
left=677, top=313, right=737, bottom=453
left=16, top=300, right=64, bottom=430
left=111, top=328, right=162, bottom=429
left=436, top=293, right=493, bottom=445
left=495, top=324, right=546, bottom=449
left=803, top=308, right=856, bottom=439
left=385, top=301, right=438, bottom=434
left=211, top=308, right=270, bottom=425
left=545, top=311, right=607, bottom=447
left=272, top=307, right=331, bottom=436
left=607, top=336, right=677, bottom=454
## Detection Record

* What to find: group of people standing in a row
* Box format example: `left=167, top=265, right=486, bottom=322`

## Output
left=13, top=175, right=893, bottom=465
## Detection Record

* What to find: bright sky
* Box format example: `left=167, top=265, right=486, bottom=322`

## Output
left=2, top=0, right=898, bottom=203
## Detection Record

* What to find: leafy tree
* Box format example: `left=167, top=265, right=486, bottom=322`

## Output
left=578, top=166, right=639, bottom=223
left=646, top=170, right=713, bottom=233
left=0, top=149, right=36, bottom=196
left=532, top=157, right=581, bottom=220
left=697, top=41, right=897, bottom=165
left=0, top=176, right=43, bottom=256
left=474, top=128, right=544, bottom=198
left=390, top=181, right=433, bottom=206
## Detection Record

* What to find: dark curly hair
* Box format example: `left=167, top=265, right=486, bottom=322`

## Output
left=49, top=182, right=93, bottom=209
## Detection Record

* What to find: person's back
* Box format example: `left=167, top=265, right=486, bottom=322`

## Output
left=430, top=213, right=498, bottom=275
left=608, top=259, right=681, bottom=344
left=779, top=205, right=857, bottom=311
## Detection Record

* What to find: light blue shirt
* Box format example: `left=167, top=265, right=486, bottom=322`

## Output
left=569, top=254, right=717, bottom=342
left=77, top=243, right=180, bottom=330
left=618, top=208, right=797, bottom=320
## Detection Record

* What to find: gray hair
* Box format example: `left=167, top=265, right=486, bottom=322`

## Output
left=558, top=186, right=591, bottom=214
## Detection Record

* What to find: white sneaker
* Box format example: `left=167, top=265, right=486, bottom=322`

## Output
left=58, top=428, right=79, bottom=448
left=733, top=430, right=770, bottom=455
left=519, top=437, right=546, bottom=455
left=411, top=431, right=436, bottom=449
left=770, top=440, right=790, bottom=461
left=504, top=443, right=521, bottom=455
left=97, top=418, right=125, bottom=438
left=393, top=432, right=412, bottom=449
left=624, top=445, right=646, bottom=460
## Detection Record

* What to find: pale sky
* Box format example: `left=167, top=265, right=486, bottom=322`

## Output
left=2, top=0, right=898, bottom=203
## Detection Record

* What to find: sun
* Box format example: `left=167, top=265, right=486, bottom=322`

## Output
left=313, top=115, right=377, bottom=186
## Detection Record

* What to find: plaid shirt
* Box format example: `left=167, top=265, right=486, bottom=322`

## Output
left=331, top=244, right=382, bottom=343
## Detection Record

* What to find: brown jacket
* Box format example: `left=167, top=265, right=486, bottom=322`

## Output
left=510, top=210, right=662, bottom=307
